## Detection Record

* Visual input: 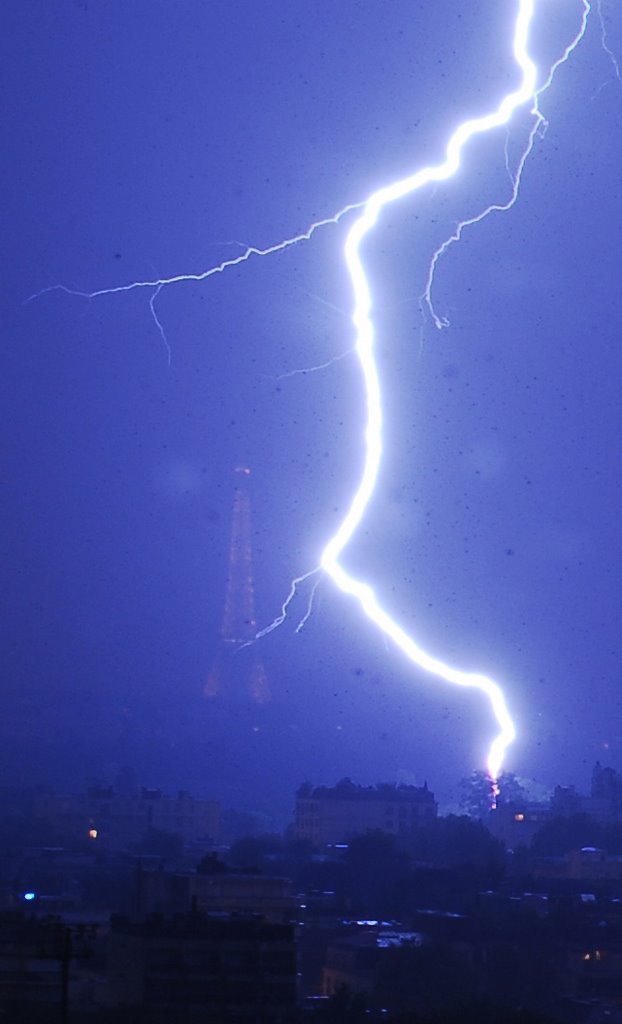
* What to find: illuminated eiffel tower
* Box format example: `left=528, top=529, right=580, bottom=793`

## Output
left=204, top=466, right=271, bottom=704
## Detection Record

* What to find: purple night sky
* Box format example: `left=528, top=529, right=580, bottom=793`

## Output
left=3, top=1, right=622, bottom=820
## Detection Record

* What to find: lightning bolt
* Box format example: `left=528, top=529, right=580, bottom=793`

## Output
left=29, top=2, right=598, bottom=790
left=319, top=0, right=591, bottom=786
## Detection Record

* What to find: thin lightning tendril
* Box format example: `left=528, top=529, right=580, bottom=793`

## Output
left=421, top=117, right=543, bottom=330
left=269, top=347, right=354, bottom=382
left=251, top=567, right=322, bottom=645
left=596, top=0, right=622, bottom=86
left=148, top=284, right=171, bottom=366
left=30, top=2, right=597, bottom=790
left=26, top=205, right=364, bottom=306
left=295, top=578, right=321, bottom=634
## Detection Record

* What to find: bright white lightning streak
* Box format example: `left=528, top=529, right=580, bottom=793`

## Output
left=29, top=1, right=595, bottom=786
left=319, top=0, right=590, bottom=785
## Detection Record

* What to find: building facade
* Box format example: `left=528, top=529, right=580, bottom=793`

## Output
left=137, top=864, right=297, bottom=923
left=294, top=779, right=437, bottom=845
left=33, top=787, right=221, bottom=849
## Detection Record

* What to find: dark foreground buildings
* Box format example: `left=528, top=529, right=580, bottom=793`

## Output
left=107, top=912, right=296, bottom=1023
left=0, top=910, right=297, bottom=1024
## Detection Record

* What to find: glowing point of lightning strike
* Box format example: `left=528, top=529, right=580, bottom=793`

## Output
left=317, top=0, right=591, bottom=788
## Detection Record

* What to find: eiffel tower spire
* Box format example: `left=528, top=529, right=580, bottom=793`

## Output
left=204, top=466, right=271, bottom=703
left=220, top=466, right=257, bottom=645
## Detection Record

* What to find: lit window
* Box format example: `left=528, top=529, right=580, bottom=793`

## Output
left=514, top=813, right=525, bottom=822
left=88, top=828, right=98, bottom=839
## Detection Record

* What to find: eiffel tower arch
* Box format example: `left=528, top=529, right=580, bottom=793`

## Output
left=205, top=466, right=271, bottom=704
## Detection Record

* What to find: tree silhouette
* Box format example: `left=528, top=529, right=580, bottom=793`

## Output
left=460, top=771, right=526, bottom=818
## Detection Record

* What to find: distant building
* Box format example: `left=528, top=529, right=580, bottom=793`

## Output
left=320, top=918, right=478, bottom=1014
left=294, top=779, right=437, bottom=845
left=592, top=762, right=622, bottom=811
left=550, top=763, right=622, bottom=825
left=488, top=801, right=551, bottom=848
left=322, top=923, right=424, bottom=999
left=534, top=846, right=622, bottom=881
left=137, top=862, right=297, bottom=923
left=33, top=786, right=221, bottom=849
left=550, top=784, right=613, bottom=823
